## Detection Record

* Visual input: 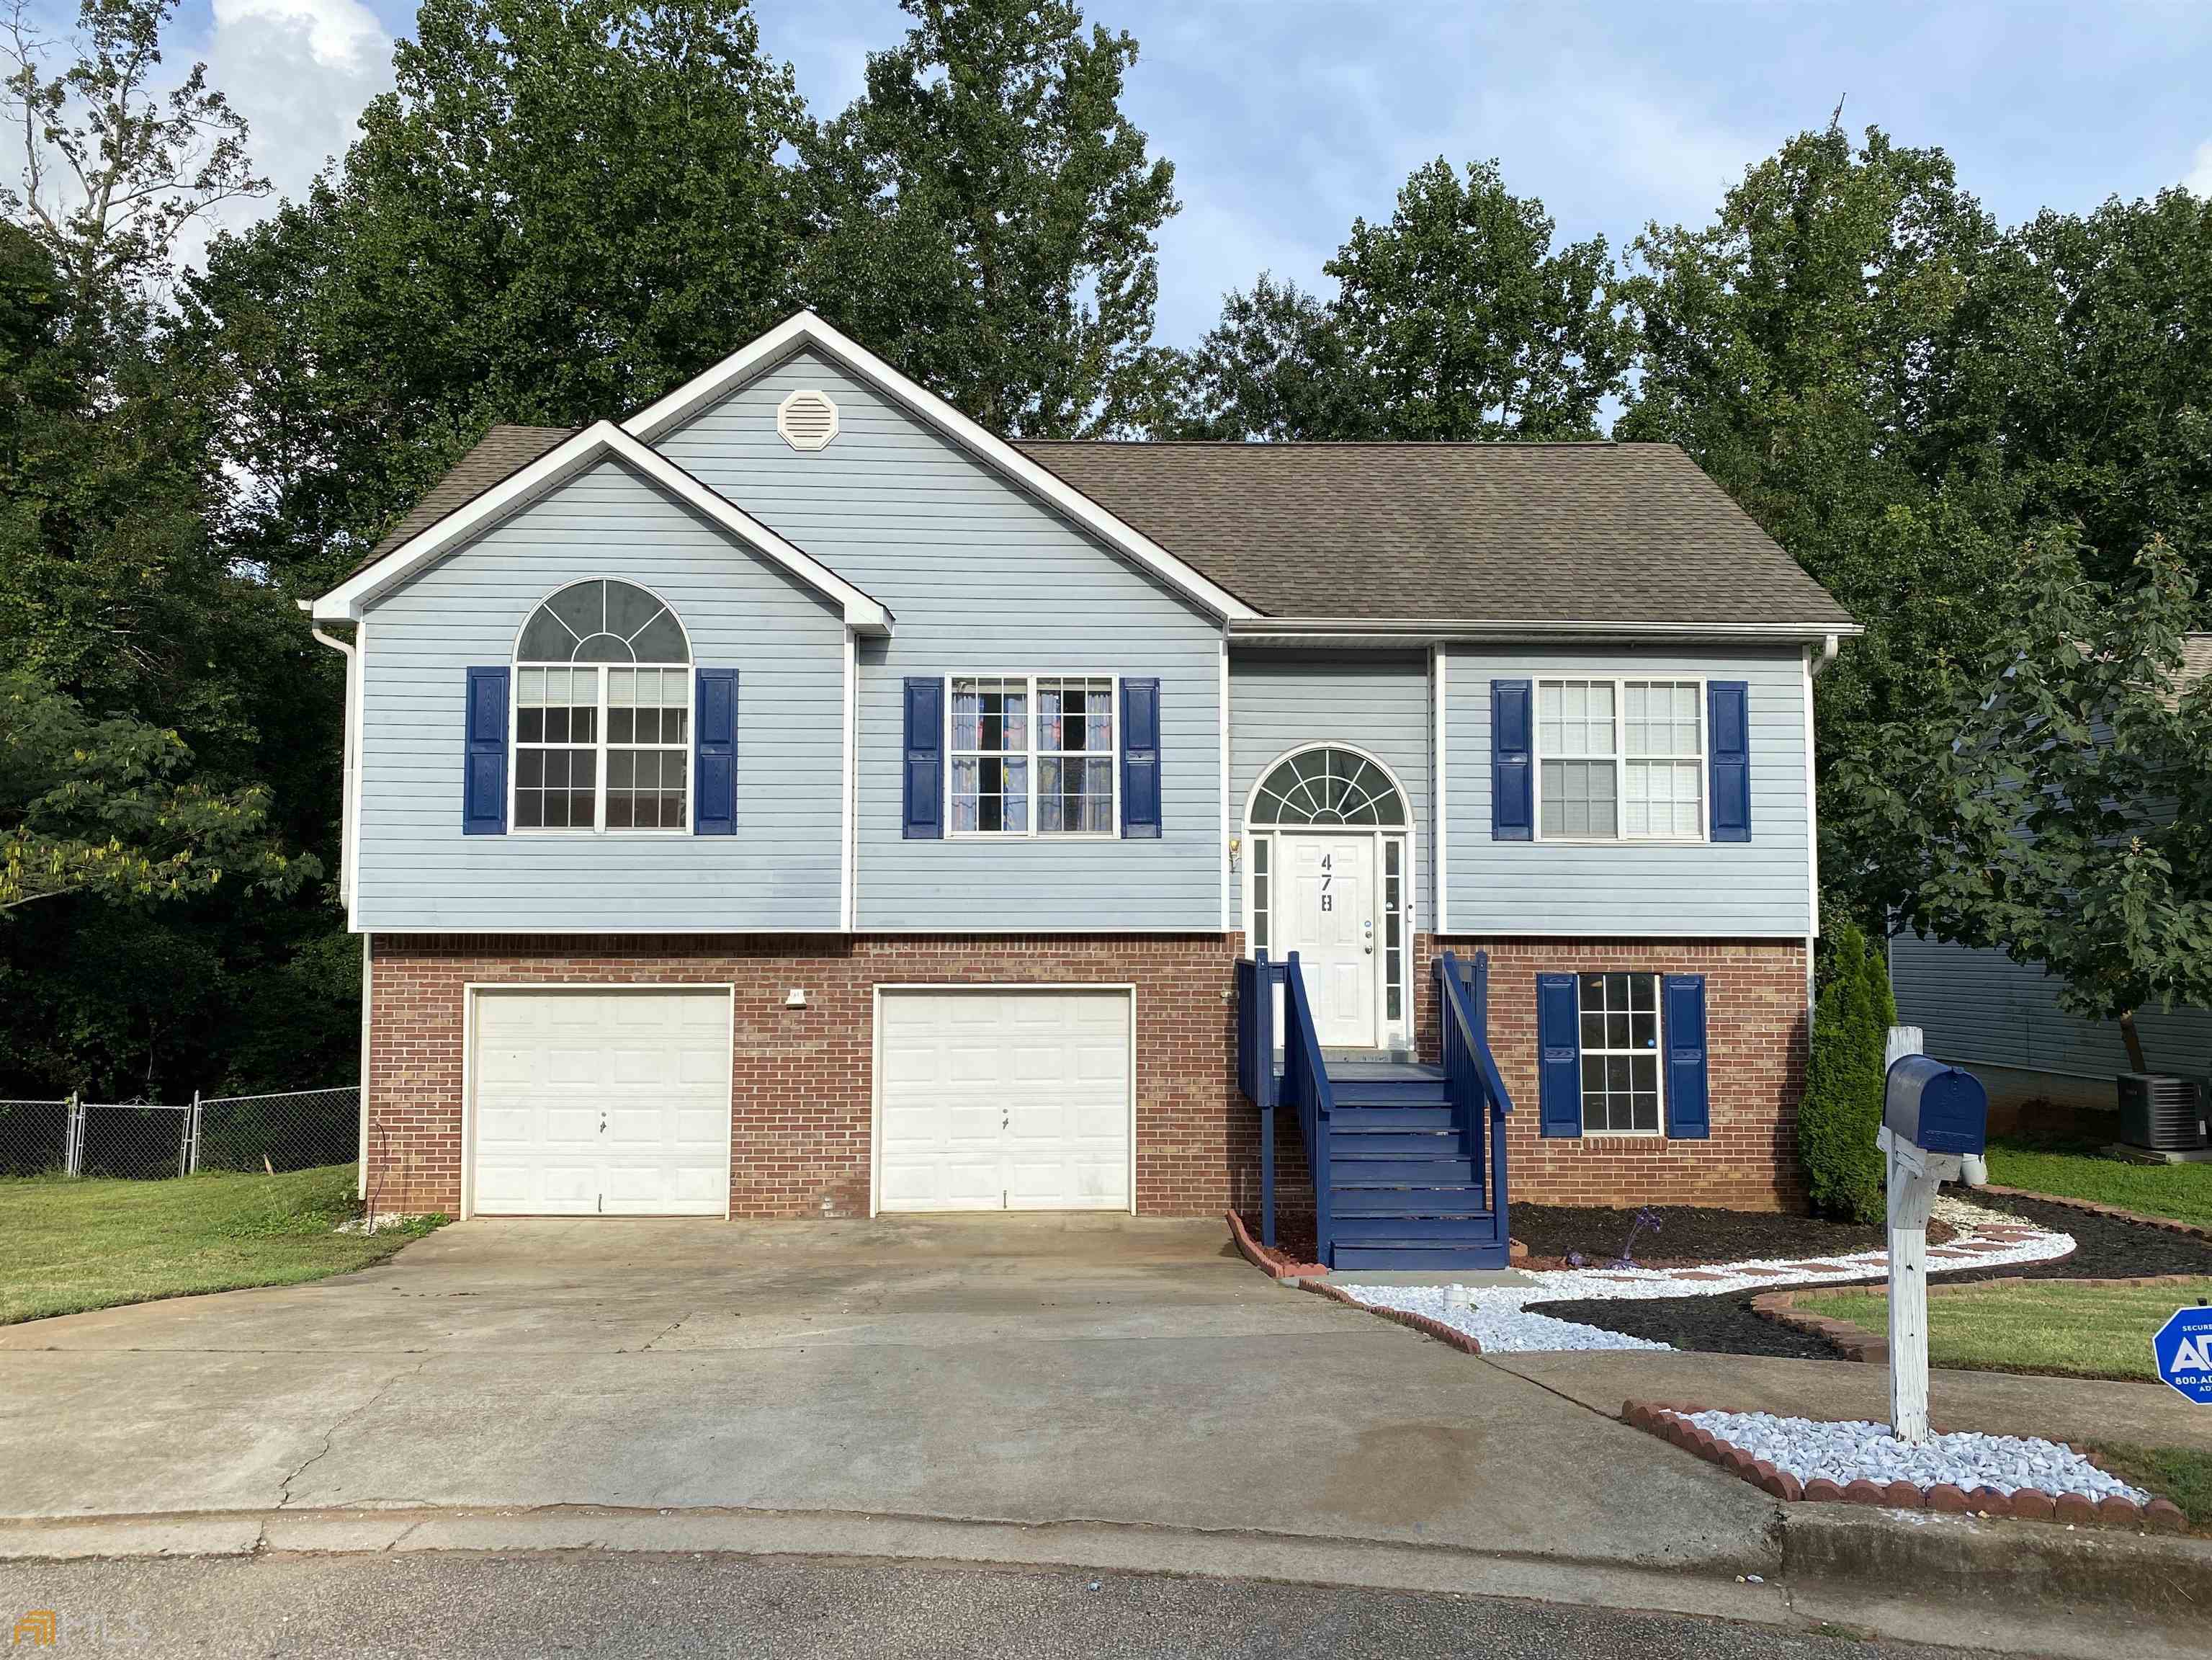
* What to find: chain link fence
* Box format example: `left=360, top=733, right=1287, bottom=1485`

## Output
left=0, top=1089, right=359, bottom=1180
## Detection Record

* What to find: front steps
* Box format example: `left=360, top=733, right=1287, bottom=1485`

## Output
left=1325, top=1060, right=1508, bottom=1271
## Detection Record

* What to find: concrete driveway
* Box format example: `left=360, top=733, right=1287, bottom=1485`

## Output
left=0, top=1215, right=1771, bottom=1571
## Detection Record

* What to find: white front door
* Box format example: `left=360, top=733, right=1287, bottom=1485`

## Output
left=1279, top=834, right=1376, bottom=1048
left=876, top=988, right=1134, bottom=1212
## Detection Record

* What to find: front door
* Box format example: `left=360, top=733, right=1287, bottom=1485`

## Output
left=1279, top=834, right=1376, bottom=1048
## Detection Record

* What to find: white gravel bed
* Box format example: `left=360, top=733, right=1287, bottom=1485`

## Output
left=1682, top=1409, right=2151, bottom=1502
left=1334, top=1216, right=2076, bottom=1354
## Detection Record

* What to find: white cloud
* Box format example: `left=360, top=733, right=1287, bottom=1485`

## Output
left=202, top=0, right=393, bottom=213
left=2187, top=138, right=2212, bottom=197
left=212, top=0, right=385, bottom=69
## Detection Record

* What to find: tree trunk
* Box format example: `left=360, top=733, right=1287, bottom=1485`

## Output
left=2118, top=1008, right=2149, bottom=1074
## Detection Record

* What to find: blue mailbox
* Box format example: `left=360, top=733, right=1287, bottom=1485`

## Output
left=1884, top=1056, right=1989, bottom=1157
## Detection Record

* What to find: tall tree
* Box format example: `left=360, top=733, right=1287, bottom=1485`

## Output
left=1839, top=536, right=2212, bottom=1072
left=1618, top=123, right=2016, bottom=923
left=187, top=0, right=811, bottom=585
left=800, top=0, right=1178, bottom=437
left=1166, top=157, right=1631, bottom=440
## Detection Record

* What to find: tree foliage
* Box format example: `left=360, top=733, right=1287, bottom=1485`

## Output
left=1840, top=537, right=2212, bottom=1067
left=1167, top=158, right=1631, bottom=439
left=1799, top=914, right=1897, bottom=1223
left=800, top=0, right=1178, bottom=437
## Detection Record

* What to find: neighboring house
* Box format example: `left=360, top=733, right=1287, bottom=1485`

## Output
left=308, top=312, right=1857, bottom=1230
left=1891, top=634, right=2212, bottom=1120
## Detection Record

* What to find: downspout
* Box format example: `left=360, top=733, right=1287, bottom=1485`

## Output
left=1804, top=633, right=1839, bottom=1027
left=305, top=606, right=366, bottom=1199
left=1809, top=633, right=1840, bottom=678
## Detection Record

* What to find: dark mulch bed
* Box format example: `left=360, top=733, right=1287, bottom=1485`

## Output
left=1509, top=1202, right=1951, bottom=1272
left=1530, top=1194, right=2212, bottom=1360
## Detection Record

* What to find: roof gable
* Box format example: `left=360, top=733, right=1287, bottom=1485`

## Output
left=312, top=421, right=892, bottom=633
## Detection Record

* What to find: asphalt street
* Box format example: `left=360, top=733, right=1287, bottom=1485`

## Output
left=0, top=1551, right=1989, bottom=1660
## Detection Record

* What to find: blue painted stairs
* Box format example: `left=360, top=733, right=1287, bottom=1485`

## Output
left=1324, top=1058, right=1508, bottom=1271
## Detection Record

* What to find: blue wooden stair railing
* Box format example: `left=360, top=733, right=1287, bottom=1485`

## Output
left=1232, top=951, right=1285, bottom=1246
left=1436, top=949, right=1514, bottom=1255
left=1280, top=950, right=1336, bottom=1264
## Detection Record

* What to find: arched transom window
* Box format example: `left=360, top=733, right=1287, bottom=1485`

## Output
left=1248, top=746, right=1407, bottom=827
left=514, top=580, right=693, bottom=832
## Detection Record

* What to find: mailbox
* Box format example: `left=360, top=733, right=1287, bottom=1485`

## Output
left=1883, top=1055, right=1988, bottom=1157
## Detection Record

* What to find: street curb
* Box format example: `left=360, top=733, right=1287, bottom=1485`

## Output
left=1298, top=1280, right=1486, bottom=1354
left=1748, top=1271, right=2209, bottom=1365
left=1780, top=1504, right=2212, bottom=1619
left=1618, top=1400, right=2189, bottom=1534
left=1977, top=1184, right=2212, bottom=1241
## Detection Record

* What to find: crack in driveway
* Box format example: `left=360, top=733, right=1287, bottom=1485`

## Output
left=277, top=1356, right=434, bottom=1510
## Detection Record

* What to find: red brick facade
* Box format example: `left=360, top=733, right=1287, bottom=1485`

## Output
left=364, top=930, right=1808, bottom=1219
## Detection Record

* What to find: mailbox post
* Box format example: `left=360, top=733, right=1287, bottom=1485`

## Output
left=1880, top=1031, right=1989, bottom=1445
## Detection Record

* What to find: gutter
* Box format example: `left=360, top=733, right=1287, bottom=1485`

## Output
left=301, top=601, right=359, bottom=909
left=1809, top=633, right=1841, bottom=677
left=1227, top=617, right=1866, bottom=646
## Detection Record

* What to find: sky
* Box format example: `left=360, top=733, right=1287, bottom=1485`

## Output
left=90, top=0, right=2212, bottom=347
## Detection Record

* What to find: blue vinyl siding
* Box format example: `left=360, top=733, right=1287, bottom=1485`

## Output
left=354, top=457, right=846, bottom=931
left=1443, top=646, right=1812, bottom=937
left=1227, top=649, right=1431, bottom=930
left=655, top=349, right=1224, bottom=931
left=1891, top=932, right=2212, bottom=1080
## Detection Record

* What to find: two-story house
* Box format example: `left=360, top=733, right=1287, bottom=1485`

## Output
left=308, top=312, right=1856, bottom=1239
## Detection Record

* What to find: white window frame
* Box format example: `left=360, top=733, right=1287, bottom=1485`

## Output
left=511, top=665, right=695, bottom=838
left=944, top=672, right=1120, bottom=840
left=1531, top=675, right=1710, bottom=845
left=1576, top=970, right=1667, bottom=1137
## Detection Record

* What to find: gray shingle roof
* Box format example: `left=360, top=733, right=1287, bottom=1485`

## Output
left=350, top=423, right=1855, bottom=631
left=361, top=424, right=577, bottom=566
left=1011, top=440, right=1854, bottom=627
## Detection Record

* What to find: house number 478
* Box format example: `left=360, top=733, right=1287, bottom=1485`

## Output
left=1319, top=854, right=1333, bottom=912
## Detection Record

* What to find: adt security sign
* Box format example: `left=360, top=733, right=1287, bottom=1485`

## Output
left=2154, top=1306, right=2212, bottom=1404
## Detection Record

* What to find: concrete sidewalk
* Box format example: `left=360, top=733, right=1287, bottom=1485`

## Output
left=1487, top=1348, right=2212, bottom=1452
left=0, top=1216, right=1775, bottom=1576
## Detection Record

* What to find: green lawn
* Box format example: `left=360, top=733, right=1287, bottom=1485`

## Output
left=1984, top=1136, right=2212, bottom=1228
left=0, top=1165, right=444, bottom=1326
left=2082, top=1443, right=2212, bottom=1533
left=1796, top=1277, right=2212, bottom=1384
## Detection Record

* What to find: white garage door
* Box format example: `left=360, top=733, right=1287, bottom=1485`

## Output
left=877, top=989, right=1132, bottom=1213
left=471, top=988, right=730, bottom=1217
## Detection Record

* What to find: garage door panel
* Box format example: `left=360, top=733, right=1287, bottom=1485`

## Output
left=878, top=989, right=1131, bottom=1214
left=472, top=989, right=729, bottom=1217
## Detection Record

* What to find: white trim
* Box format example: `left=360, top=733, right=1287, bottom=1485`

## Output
left=1803, top=646, right=1821, bottom=938
left=459, top=981, right=735, bottom=1221
left=305, top=611, right=364, bottom=927
left=622, top=311, right=1258, bottom=623
left=1529, top=674, right=1710, bottom=845
left=1433, top=643, right=1449, bottom=935
left=1218, top=634, right=1231, bottom=934
left=357, top=933, right=372, bottom=1200
left=1228, top=618, right=1864, bottom=643
left=868, top=982, right=1139, bottom=1218
left=312, top=421, right=893, bottom=633
left=943, top=671, right=1121, bottom=839
left=842, top=630, right=858, bottom=933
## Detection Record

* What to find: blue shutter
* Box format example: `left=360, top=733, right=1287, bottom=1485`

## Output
left=903, top=677, right=942, bottom=839
left=694, top=668, right=737, bottom=835
left=1492, top=679, right=1532, bottom=841
left=1664, top=975, right=1711, bottom=1139
left=1121, top=677, right=1161, bottom=839
left=1708, top=681, right=1750, bottom=842
left=1536, top=972, right=1582, bottom=1138
left=462, top=666, right=509, bottom=836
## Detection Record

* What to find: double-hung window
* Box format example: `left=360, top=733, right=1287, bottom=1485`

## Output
left=949, top=674, right=1116, bottom=836
left=1535, top=677, right=1706, bottom=841
left=1578, top=971, right=1662, bottom=1133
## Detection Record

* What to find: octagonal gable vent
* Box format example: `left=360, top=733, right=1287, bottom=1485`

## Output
left=776, top=388, right=839, bottom=452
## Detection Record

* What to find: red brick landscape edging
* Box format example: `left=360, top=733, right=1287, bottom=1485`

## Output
left=1977, top=1184, right=2212, bottom=1243
left=1224, top=1209, right=1327, bottom=1280
left=1618, top=1399, right=2187, bottom=1532
left=1752, top=1271, right=2208, bottom=1365
left=1299, top=1279, right=1485, bottom=1355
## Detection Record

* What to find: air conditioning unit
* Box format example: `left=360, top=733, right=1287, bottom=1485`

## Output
left=2115, top=1074, right=2209, bottom=1153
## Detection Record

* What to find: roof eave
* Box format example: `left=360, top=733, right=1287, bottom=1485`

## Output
left=1226, top=617, right=1865, bottom=646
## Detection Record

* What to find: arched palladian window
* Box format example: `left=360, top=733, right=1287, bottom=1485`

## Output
left=1248, top=746, right=1407, bottom=827
left=514, top=580, right=692, bottom=832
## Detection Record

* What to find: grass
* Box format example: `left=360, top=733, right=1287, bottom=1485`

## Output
left=1795, top=1277, right=2212, bottom=1384
left=0, top=1164, right=445, bottom=1326
left=1984, top=1135, right=2212, bottom=1228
